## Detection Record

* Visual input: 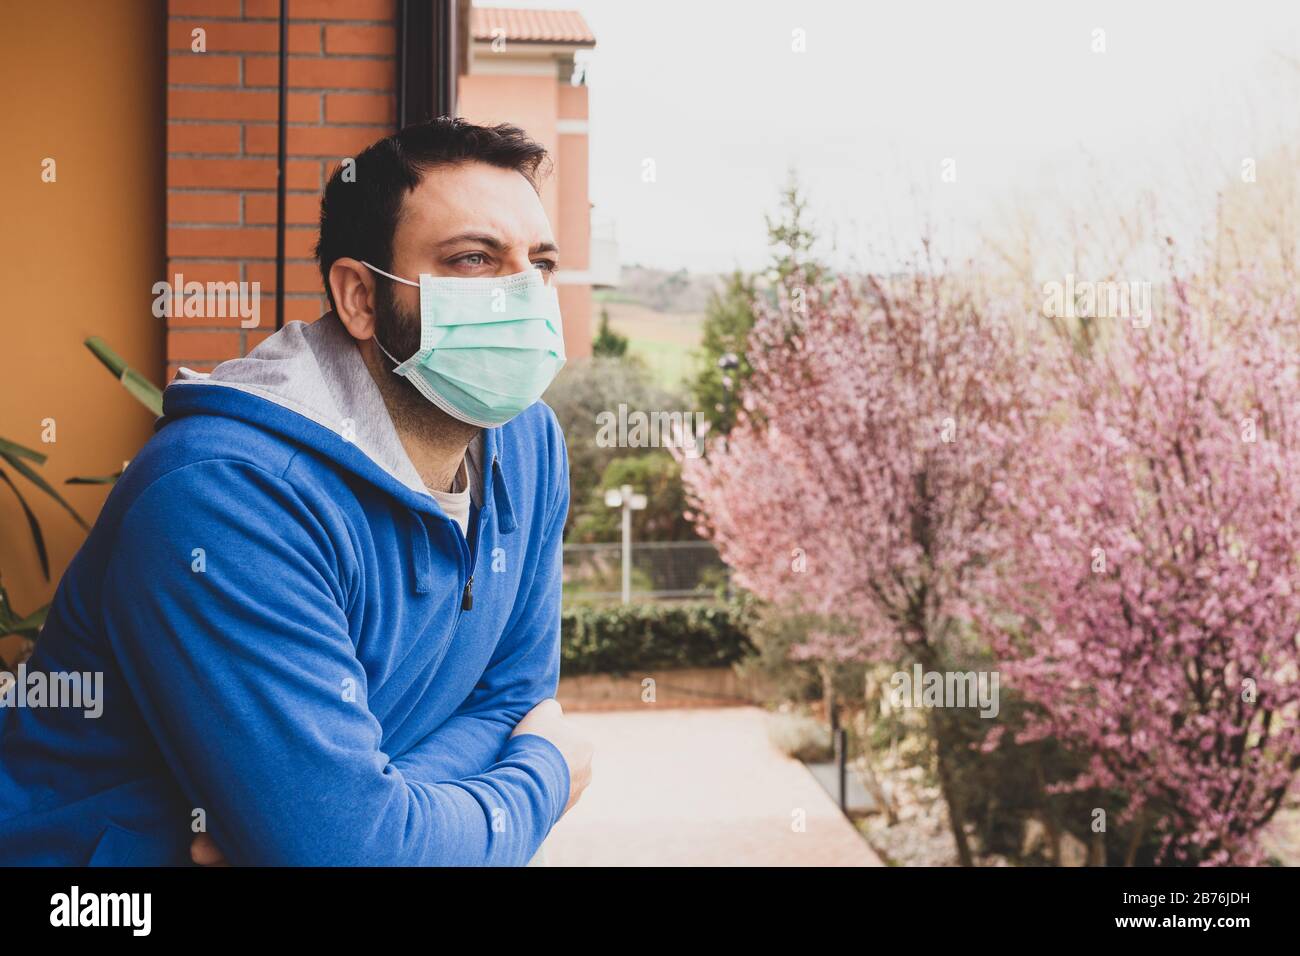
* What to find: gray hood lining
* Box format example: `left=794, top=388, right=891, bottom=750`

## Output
left=173, top=314, right=483, bottom=507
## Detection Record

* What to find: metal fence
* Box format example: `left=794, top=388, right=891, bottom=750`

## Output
left=562, top=540, right=731, bottom=603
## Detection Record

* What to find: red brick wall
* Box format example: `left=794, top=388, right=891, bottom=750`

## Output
left=165, top=0, right=396, bottom=381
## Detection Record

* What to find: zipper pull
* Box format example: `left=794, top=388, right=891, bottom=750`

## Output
left=461, top=575, right=474, bottom=611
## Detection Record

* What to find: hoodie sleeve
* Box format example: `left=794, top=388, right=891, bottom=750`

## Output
left=390, top=426, right=570, bottom=784
left=100, top=457, right=569, bottom=866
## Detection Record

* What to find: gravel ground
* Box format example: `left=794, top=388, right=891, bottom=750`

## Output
left=542, top=706, right=883, bottom=866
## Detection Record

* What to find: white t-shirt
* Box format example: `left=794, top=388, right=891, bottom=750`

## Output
left=425, top=433, right=482, bottom=539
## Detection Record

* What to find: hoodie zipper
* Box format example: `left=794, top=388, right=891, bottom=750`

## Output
left=458, top=455, right=492, bottom=613
left=446, top=449, right=498, bottom=614
left=453, top=524, right=474, bottom=615
left=402, top=450, right=496, bottom=684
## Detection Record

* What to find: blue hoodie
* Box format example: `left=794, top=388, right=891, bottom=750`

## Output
left=0, top=313, right=571, bottom=865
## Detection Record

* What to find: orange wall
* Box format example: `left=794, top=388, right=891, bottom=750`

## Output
left=557, top=113, right=593, bottom=359
left=459, top=73, right=561, bottom=227
left=558, top=135, right=590, bottom=269
left=557, top=283, right=593, bottom=359
left=0, top=1, right=166, bottom=629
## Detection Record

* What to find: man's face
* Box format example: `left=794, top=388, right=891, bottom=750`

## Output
left=374, top=161, right=559, bottom=360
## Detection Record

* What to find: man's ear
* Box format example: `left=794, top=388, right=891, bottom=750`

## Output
left=330, top=258, right=378, bottom=340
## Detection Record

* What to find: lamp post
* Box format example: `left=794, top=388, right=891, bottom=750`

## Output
left=604, top=483, right=647, bottom=604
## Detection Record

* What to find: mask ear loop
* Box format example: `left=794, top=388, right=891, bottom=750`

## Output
left=359, top=260, right=419, bottom=369
left=371, top=334, right=405, bottom=368
left=360, top=260, right=419, bottom=287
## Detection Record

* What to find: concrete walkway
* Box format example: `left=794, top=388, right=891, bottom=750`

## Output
left=543, top=707, right=883, bottom=866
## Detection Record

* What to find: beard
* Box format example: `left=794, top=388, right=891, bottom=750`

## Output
left=373, top=278, right=422, bottom=365
left=370, top=277, right=479, bottom=442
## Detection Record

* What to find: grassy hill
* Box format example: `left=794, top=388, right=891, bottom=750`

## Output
left=594, top=299, right=702, bottom=391
left=593, top=266, right=721, bottom=392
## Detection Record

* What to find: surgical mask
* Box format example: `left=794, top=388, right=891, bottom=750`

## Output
left=361, top=261, right=566, bottom=428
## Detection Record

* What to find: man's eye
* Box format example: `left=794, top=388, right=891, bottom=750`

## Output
left=456, top=253, right=488, bottom=267
left=532, top=260, right=557, bottom=273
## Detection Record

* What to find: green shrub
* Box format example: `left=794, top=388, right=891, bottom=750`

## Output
left=735, top=601, right=867, bottom=709
left=560, top=601, right=755, bottom=675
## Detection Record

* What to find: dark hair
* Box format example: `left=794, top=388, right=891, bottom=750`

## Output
left=315, top=116, right=550, bottom=309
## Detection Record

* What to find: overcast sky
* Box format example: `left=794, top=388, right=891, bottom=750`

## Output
left=489, top=0, right=1300, bottom=274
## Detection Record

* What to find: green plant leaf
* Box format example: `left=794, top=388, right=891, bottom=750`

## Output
left=85, top=336, right=164, bottom=417
left=0, top=450, right=89, bottom=531
left=66, top=473, right=123, bottom=485
left=0, top=581, right=13, bottom=632
left=0, top=436, right=47, bottom=466
left=0, top=467, right=50, bottom=580
left=8, top=604, right=49, bottom=640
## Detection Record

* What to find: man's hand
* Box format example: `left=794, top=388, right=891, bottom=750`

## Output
left=190, top=833, right=228, bottom=867
left=511, top=698, right=593, bottom=815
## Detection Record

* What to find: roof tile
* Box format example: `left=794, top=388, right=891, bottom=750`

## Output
left=471, top=6, right=596, bottom=45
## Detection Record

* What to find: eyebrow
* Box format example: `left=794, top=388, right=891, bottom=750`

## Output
left=437, top=232, right=559, bottom=256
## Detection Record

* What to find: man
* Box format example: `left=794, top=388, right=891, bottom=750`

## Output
left=0, top=118, right=593, bottom=866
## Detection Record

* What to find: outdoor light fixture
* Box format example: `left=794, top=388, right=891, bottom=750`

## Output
left=604, top=483, right=647, bottom=605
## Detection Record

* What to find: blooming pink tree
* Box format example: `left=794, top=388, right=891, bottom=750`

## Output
left=990, top=276, right=1300, bottom=865
left=681, top=266, right=1049, bottom=865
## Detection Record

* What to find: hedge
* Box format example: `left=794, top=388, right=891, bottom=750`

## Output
left=560, top=601, right=755, bottom=676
